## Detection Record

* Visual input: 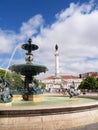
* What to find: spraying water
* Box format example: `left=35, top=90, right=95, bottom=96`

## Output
left=4, top=44, right=22, bottom=77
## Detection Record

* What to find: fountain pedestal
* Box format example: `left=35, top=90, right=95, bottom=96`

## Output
left=28, top=94, right=44, bottom=102
left=12, top=95, right=23, bottom=101
left=12, top=94, right=44, bottom=102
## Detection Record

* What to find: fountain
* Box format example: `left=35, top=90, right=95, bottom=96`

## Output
left=9, top=38, right=48, bottom=101
left=1, top=39, right=98, bottom=130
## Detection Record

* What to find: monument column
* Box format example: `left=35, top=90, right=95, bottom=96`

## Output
left=55, top=44, right=59, bottom=77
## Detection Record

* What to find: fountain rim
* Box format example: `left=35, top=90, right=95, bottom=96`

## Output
left=0, top=98, right=98, bottom=117
left=8, top=63, right=48, bottom=76
left=9, top=63, right=48, bottom=68
left=0, top=95, right=98, bottom=116
left=8, top=63, right=48, bottom=73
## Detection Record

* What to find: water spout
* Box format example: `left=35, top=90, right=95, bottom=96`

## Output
left=4, top=44, right=21, bottom=77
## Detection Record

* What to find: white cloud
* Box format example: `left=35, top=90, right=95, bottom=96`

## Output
left=1, top=1, right=98, bottom=79
left=0, top=30, right=16, bottom=54
left=32, top=1, right=98, bottom=77
left=20, top=15, right=44, bottom=38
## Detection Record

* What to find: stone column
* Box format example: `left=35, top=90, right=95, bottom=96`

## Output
left=55, top=44, right=59, bottom=77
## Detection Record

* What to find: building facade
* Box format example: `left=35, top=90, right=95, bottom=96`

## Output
left=80, top=72, right=98, bottom=79
left=42, top=75, right=82, bottom=92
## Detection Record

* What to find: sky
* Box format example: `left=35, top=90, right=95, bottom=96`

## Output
left=0, top=0, right=98, bottom=79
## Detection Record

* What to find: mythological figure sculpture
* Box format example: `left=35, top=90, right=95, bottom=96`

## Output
left=0, top=77, right=12, bottom=103
left=68, top=81, right=81, bottom=98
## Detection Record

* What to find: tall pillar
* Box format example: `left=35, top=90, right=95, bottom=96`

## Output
left=55, top=44, right=59, bottom=77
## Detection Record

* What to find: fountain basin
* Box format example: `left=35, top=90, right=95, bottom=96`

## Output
left=9, top=63, right=47, bottom=76
left=0, top=94, right=98, bottom=130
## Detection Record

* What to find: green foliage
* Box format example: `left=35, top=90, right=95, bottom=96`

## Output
left=8, top=72, right=23, bottom=89
left=0, top=69, right=46, bottom=90
left=33, top=79, right=46, bottom=90
left=79, top=76, right=98, bottom=90
left=0, top=69, right=23, bottom=89
left=39, top=82, right=46, bottom=90
left=0, top=69, right=7, bottom=77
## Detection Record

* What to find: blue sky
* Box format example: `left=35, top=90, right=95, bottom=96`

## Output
left=0, top=0, right=98, bottom=78
left=0, top=0, right=86, bottom=31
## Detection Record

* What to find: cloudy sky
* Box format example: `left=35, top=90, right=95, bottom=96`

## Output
left=0, top=0, right=98, bottom=79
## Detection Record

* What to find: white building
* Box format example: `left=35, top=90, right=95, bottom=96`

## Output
left=42, top=75, right=82, bottom=92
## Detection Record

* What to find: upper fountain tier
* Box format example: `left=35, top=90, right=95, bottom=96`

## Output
left=21, top=38, right=38, bottom=55
left=9, top=38, right=48, bottom=76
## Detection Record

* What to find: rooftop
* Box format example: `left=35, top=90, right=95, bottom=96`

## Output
left=44, top=75, right=79, bottom=80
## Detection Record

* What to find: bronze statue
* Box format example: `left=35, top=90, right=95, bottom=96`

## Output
left=0, top=77, right=12, bottom=103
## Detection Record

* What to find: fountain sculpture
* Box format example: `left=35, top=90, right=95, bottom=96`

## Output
left=0, top=76, right=12, bottom=103
left=68, top=81, right=81, bottom=98
left=9, top=38, right=48, bottom=101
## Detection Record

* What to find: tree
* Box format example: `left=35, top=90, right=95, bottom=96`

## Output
left=96, top=78, right=98, bottom=90
left=8, top=72, right=23, bottom=89
left=79, top=76, right=97, bottom=90
left=33, top=79, right=46, bottom=90
left=0, top=69, right=23, bottom=89
left=39, top=82, right=46, bottom=90
left=0, top=69, right=8, bottom=77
